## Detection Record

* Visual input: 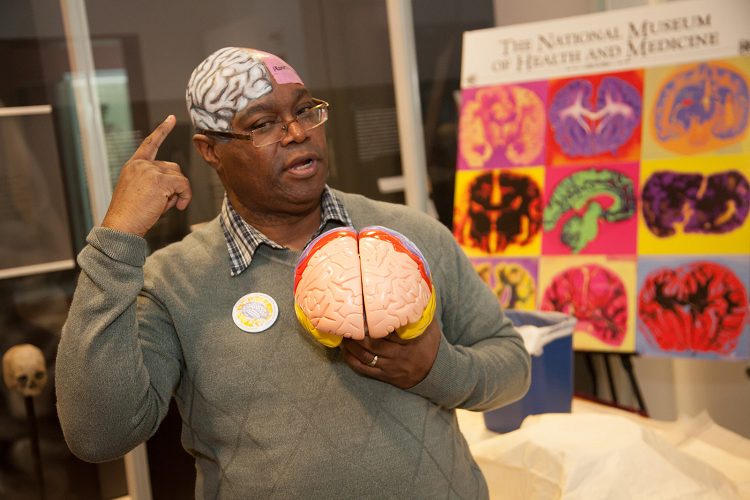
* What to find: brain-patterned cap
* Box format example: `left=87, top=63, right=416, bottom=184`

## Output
left=186, top=47, right=303, bottom=132
left=294, top=226, right=435, bottom=347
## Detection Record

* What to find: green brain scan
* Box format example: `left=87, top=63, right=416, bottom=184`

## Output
left=544, top=169, right=636, bottom=253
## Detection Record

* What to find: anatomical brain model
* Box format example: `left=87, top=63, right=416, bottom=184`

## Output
left=294, top=226, right=435, bottom=347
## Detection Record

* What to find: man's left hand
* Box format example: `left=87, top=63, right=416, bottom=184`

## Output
left=339, top=318, right=441, bottom=389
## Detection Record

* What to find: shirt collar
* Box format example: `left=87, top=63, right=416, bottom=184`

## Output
left=219, top=186, right=353, bottom=276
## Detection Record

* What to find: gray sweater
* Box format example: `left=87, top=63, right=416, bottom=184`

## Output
left=56, top=191, right=530, bottom=499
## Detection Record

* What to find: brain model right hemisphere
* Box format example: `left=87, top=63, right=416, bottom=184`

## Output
left=544, top=169, right=636, bottom=253
left=541, top=264, right=628, bottom=347
left=548, top=76, right=642, bottom=157
left=294, top=227, right=435, bottom=347
left=639, top=262, right=749, bottom=354
left=459, top=85, right=546, bottom=168
left=641, top=169, right=750, bottom=237
left=653, top=62, right=749, bottom=155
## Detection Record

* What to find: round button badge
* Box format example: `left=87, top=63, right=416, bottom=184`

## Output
left=232, top=293, right=279, bottom=332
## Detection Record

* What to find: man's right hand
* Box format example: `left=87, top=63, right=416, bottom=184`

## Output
left=101, top=115, right=193, bottom=238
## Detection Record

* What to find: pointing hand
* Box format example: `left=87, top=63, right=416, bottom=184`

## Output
left=102, top=116, right=192, bottom=237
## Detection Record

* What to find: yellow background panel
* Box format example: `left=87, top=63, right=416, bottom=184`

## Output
left=638, top=155, right=750, bottom=254
left=538, top=255, right=636, bottom=353
left=453, top=167, right=544, bottom=257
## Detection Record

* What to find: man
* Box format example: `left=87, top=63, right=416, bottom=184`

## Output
left=56, top=47, right=530, bottom=499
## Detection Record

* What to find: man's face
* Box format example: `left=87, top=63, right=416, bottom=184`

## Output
left=212, top=82, right=328, bottom=219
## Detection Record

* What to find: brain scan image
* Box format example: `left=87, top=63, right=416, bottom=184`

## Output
left=458, top=82, right=547, bottom=169
left=473, top=259, right=537, bottom=310
left=652, top=61, right=749, bottom=155
left=294, top=227, right=435, bottom=347
left=544, top=168, right=637, bottom=254
left=641, top=169, right=750, bottom=237
left=494, top=263, right=536, bottom=310
left=548, top=72, right=642, bottom=162
left=639, top=261, right=749, bottom=355
left=453, top=169, right=543, bottom=254
left=541, top=264, right=629, bottom=347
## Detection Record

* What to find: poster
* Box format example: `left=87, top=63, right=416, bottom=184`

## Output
left=457, top=0, right=750, bottom=358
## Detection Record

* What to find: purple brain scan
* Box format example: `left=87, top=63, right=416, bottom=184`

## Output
left=641, top=170, right=750, bottom=237
left=549, top=76, right=642, bottom=158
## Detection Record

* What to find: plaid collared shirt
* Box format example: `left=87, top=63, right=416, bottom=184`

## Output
left=220, top=186, right=353, bottom=276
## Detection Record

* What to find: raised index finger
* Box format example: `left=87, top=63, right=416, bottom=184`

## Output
left=131, top=115, right=176, bottom=162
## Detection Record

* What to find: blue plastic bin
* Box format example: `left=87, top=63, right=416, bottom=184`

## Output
left=483, top=310, right=575, bottom=434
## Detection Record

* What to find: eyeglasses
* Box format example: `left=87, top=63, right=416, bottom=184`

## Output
left=200, top=99, right=329, bottom=147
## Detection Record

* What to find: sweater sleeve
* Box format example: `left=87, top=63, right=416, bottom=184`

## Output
left=56, top=227, right=183, bottom=462
left=406, top=225, right=531, bottom=411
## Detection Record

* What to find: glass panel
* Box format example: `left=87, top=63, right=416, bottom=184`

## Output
left=412, top=0, right=497, bottom=228
left=0, top=110, right=75, bottom=278
left=80, top=0, right=404, bottom=256
left=0, top=3, right=125, bottom=498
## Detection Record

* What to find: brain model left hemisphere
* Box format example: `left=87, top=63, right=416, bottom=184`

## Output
left=459, top=85, right=546, bottom=168
left=294, top=227, right=435, bottom=347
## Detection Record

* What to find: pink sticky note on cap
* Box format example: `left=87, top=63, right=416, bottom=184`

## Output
left=255, top=50, right=303, bottom=85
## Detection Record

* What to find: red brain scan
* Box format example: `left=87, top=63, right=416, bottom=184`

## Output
left=548, top=76, right=642, bottom=157
left=639, top=262, right=749, bottom=354
left=541, top=264, right=628, bottom=346
left=459, top=85, right=546, bottom=168
left=653, top=62, right=750, bottom=155
left=454, top=170, right=542, bottom=253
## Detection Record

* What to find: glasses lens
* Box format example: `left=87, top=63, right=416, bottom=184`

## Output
left=251, top=102, right=329, bottom=147
left=253, top=123, right=286, bottom=147
left=299, top=104, right=328, bottom=131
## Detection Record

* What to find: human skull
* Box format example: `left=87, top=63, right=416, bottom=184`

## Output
left=2, top=344, right=47, bottom=397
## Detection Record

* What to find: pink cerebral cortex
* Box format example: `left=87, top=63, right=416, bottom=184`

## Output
left=359, top=235, right=431, bottom=336
left=541, top=264, right=628, bottom=346
left=549, top=76, right=642, bottom=157
left=294, top=235, right=366, bottom=339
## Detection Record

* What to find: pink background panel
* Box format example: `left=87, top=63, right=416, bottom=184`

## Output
left=542, top=163, right=639, bottom=255
left=457, top=80, right=549, bottom=170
